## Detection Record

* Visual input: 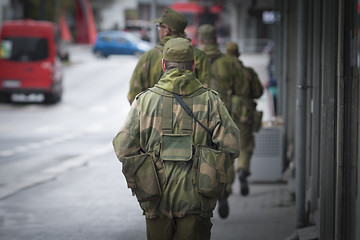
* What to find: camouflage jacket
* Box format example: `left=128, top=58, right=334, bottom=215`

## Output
left=127, top=35, right=212, bottom=104
left=201, top=44, right=245, bottom=112
left=233, top=58, right=263, bottom=100
left=230, top=56, right=264, bottom=126
left=113, top=68, right=240, bottom=219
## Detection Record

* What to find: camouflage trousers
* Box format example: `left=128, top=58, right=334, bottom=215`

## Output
left=226, top=123, right=255, bottom=195
left=237, top=122, right=255, bottom=173
left=146, top=215, right=212, bottom=240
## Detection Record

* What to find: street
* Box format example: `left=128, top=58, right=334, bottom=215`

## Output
left=0, top=46, right=146, bottom=239
left=0, top=45, right=135, bottom=199
left=0, top=45, right=295, bottom=240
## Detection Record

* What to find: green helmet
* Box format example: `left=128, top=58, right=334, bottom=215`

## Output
left=154, top=8, right=187, bottom=33
left=198, top=24, right=217, bottom=41
left=226, top=42, right=240, bottom=56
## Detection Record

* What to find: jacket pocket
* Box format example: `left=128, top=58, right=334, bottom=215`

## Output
left=197, top=146, right=227, bottom=199
left=120, top=153, right=161, bottom=202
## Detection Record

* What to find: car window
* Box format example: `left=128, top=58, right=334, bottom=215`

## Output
left=117, top=37, right=127, bottom=43
left=124, top=32, right=142, bottom=42
left=0, top=37, right=49, bottom=61
left=100, top=36, right=112, bottom=42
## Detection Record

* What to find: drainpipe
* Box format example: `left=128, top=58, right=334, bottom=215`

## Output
left=335, top=0, right=344, bottom=238
left=280, top=0, right=288, bottom=119
left=285, top=2, right=308, bottom=238
left=150, top=0, right=157, bottom=46
left=295, top=0, right=307, bottom=229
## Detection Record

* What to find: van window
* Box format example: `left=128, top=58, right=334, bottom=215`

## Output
left=0, top=37, right=49, bottom=61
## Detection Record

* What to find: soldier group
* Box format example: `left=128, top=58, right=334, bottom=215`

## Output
left=113, top=8, right=263, bottom=240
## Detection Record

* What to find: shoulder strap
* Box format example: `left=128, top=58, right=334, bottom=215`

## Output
left=162, top=96, right=173, bottom=134
left=162, top=95, right=192, bottom=134
left=172, top=93, right=212, bottom=137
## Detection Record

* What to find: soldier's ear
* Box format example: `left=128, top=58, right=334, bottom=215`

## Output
left=162, top=59, right=167, bottom=72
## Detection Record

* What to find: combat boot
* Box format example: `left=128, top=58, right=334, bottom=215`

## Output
left=218, top=191, right=229, bottom=219
left=239, top=170, right=249, bottom=196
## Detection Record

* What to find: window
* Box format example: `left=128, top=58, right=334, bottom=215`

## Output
left=0, top=37, right=49, bottom=61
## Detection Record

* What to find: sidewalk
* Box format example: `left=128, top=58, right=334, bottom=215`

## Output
left=0, top=149, right=296, bottom=240
left=212, top=180, right=296, bottom=240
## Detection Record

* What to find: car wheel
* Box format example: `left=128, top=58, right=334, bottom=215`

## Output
left=94, top=50, right=107, bottom=58
left=0, top=93, right=11, bottom=103
left=44, top=93, right=61, bottom=104
left=133, top=51, right=142, bottom=57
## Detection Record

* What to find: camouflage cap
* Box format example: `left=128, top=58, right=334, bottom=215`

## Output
left=163, top=38, right=194, bottom=62
left=226, top=42, right=239, bottom=56
left=154, top=8, right=187, bottom=33
left=198, top=24, right=217, bottom=41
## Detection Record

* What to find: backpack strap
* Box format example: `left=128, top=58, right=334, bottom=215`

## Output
left=162, top=96, right=173, bottom=134
left=172, top=93, right=212, bottom=137
left=162, top=95, right=193, bottom=134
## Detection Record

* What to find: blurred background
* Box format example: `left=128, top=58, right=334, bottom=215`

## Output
left=0, top=1, right=359, bottom=240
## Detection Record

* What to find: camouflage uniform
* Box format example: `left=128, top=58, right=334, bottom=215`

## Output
left=198, top=25, right=246, bottom=198
left=226, top=42, right=264, bottom=196
left=199, top=44, right=243, bottom=112
left=231, top=58, right=263, bottom=174
left=113, top=38, right=240, bottom=239
left=127, top=9, right=212, bottom=104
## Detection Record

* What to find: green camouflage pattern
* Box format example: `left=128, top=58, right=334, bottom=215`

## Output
left=197, top=146, right=230, bottom=199
left=230, top=57, right=264, bottom=127
left=160, top=134, right=192, bottom=161
left=230, top=57, right=264, bottom=174
left=233, top=59, right=263, bottom=99
left=200, top=44, right=245, bottom=112
left=121, top=152, right=161, bottom=202
left=127, top=35, right=212, bottom=104
left=113, top=68, right=240, bottom=219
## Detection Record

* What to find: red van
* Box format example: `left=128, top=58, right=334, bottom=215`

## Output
left=0, top=20, right=63, bottom=103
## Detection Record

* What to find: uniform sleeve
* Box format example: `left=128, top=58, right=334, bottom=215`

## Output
left=128, top=49, right=163, bottom=104
left=194, top=49, right=212, bottom=87
left=112, top=100, right=141, bottom=159
left=248, top=67, right=264, bottom=99
left=127, top=54, right=149, bottom=104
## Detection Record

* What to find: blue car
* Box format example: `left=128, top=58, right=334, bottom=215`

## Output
left=93, top=31, right=152, bottom=58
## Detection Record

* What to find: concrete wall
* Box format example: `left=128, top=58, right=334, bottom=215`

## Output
left=96, top=0, right=136, bottom=31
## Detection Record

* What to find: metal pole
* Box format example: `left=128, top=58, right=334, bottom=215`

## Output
left=150, top=0, right=157, bottom=46
left=335, top=0, right=345, bottom=238
left=320, top=0, right=338, bottom=238
left=281, top=0, right=288, bottom=124
left=342, top=1, right=358, bottom=238
left=40, top=0, right=46, bottom=20
left=295, top=0, right=307, bottom=229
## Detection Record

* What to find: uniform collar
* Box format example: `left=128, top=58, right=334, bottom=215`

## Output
left=155, top=68, right=203, bottom=95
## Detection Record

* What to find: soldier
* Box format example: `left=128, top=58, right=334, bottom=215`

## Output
left=198, top=24, right=245, bottom=219
left=225, top=42, right=264, bottom=196
left=127, top=8, right=212, bottom=104
left=113, top=38, right=240, bottom=240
